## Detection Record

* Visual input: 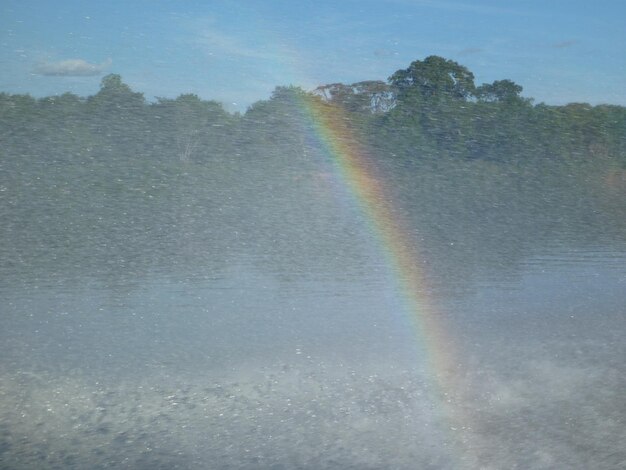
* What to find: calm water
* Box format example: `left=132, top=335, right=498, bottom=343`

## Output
left=1, top=158, right=625, bottom=469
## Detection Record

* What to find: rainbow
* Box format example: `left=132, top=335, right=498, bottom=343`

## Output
left=297, top=94, right=483, bottom=466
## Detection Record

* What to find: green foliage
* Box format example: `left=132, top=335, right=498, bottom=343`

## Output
left=152, top=94, right=235, bottom=161
left=0, top=57, right=624, bottom=167
left=389, top=55, right=476, bottom=101
left=476, top=79, right=528, bottom=105
left=89, top=74, right=145, bottom=110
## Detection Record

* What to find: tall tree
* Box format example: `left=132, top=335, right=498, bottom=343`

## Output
left=89, top=74, right=145, bottom=110
left=85, top=74, right=148, bottom=158
left=389, top=55, right=476, bottom=102
left=386, top=56, right=477, bottom=156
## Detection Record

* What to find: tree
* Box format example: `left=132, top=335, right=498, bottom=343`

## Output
left=386, top=56, right=477, bottom=156
left=153, top=94, right=232, bottom=162
left=313, top=80, right=395, bottom=114
left=93, top=74, right=144, bottom=106
left=86, top=73, right=146, bottom=134
left=242, top=86, right=309, bottom=148
left=389, top=55, right=476, bottom=101
left=476, top=79, right=528, bottom=105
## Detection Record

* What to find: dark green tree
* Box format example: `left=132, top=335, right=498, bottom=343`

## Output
left=84, top=74, right=149, bottom=158
left=152, top=94, right=233, bottom=161
left=476, top=79, right=528, bottom=104
left=385, top=56, right=477, bottom=156
left=89, top=74, right=145, bottom=109
left=389, top=55, right=476, bottom=101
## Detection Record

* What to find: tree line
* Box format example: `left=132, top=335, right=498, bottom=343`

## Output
left=1, top=55, right=625, bottom=166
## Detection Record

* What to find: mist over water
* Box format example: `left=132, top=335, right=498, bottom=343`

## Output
left=1, top=154, right=625, bottom=469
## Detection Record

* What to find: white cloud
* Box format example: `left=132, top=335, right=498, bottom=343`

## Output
left=34, top=58, right=112, bottom=76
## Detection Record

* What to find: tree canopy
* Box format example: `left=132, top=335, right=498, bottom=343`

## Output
left=0, top=56, right=624, bottom=165
left=389, top=55, right=476, bottom=101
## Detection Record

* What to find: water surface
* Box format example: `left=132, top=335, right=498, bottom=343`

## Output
left=1, top=158, right=624, bottom=469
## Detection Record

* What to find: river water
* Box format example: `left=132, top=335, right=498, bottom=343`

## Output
left=1, top=157, right=625, bottom=469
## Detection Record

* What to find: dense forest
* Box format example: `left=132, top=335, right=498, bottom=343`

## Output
left=1, top=55, right=625, bottom=166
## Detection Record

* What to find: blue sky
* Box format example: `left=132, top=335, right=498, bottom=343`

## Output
left=1, top=0, right=625, bottom=111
